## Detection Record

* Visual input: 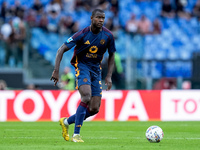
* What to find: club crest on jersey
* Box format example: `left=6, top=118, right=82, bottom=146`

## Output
left=100, top=39, right=105, bottom=45
left=66, top=37, right=73, bottom=43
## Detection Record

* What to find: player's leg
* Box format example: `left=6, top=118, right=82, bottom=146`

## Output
left=62, top=106, right=91, bottom=126
left=60, top=65, right=91, bottom=142
left=60, top=88, right=91, bottom=142
left=64, top=97, right=100, bottom=126
left=86, top=70, right=102, bottom=116
left=61, top=85, right=91, bottom=142
left=87, top=96, right=101, bottom=116
left=71, top=84, right=91, bottom=142
left=78, top=71, right=102, bottom=120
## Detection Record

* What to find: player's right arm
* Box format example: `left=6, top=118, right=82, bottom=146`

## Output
left=50, top=29, right=84, bottom=86
left=50, top=44, right=70, bottom=86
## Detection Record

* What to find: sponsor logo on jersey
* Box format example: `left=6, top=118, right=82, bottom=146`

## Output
left=84, top=40, right=90, bottom=44
left=89, top=46, right=98, bottom=53
left=86, top=53, right=97, bottom=58
left=66, top=37, right=73, bottom=43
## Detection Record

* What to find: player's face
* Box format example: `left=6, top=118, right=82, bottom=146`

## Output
left=91, top=12, right=105, bottom=28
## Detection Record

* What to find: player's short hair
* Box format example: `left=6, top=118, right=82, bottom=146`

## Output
left=92, top=9, right=105, bottom=17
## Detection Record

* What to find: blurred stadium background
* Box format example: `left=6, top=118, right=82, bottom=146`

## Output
left=0, top=0, right=200, bottom=90
left=1, top=1, right=200, bottom=148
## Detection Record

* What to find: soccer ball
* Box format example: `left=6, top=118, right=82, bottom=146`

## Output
left=145, top=126, right=164, bottom=143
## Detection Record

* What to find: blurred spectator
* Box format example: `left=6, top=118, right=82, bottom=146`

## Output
left=1, top=20, right=16, bottom=67
left=192, top=0, right=200, bottom=20
left=83, top=1, right=92, bottom=12
left=62, top=0, right=75, bottom=14
left=138, top=15, right=151, bottom=35
left=175, top=0, right=191, bottom=20
left=0, top=15, right=26, bottom=68
left=45, top=0, right=61, bottom=15
left=98, top=0, right=110, bottom=11
left=54, top=0, right=62, bottom=5
left=125, top=14, right=138, bottom=35
left=58, top=15, right=69, bottom=34
left=13, top=0, right=25, bottom=19
left=151, top=18, right=161, bottom=34
left=26, top=83, right=37, bottom=90
left=71, top=21, right=79, bottom=34
left=88, top=0, right=99, bottom=8
left=182, top=80, right=191, bottom=89
left=161, top=0, right=175, bottom=18
left=25, top=9, right=37, bottom=28
left=112, top=52, right=125, bottom=89
left=0, top=80, right=7, bottom=90
left=31, top=0, right=44, bottom=15
left=105, top=17, right=114, bottom=31
left=0, top=2, right=9, bottom=22
left=59, top=67, right=75, bottom=90
left=47, top=10, right=60, bottom=32
left=75, top=0, right=84, bottom=11
left=153, top=78, right=177, bottom=89
left=59, top=15, right=79, bottom=34
left=1, top=21, right=12, bottom=40
left=12, top=16, right=26, bottom=67
left=110, top=0, right=119, bottom=15
left=39, top=13, right=49, bottom=31
left=105, top=1, right=120, bottom=33
left=102, top=52, right=125, bottom=89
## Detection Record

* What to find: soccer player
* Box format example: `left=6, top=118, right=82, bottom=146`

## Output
left=50, top=9, right=116, bottom=142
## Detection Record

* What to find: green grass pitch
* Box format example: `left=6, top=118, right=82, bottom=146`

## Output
left=0, top=121, right=200, bottom=150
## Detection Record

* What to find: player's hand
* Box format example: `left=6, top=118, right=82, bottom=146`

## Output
left=105, top=76, right=112, bottom=91
left=50, top=70, right=59, bottom=86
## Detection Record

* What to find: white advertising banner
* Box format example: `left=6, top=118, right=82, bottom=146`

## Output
left=161, top=90, right=200, bottom=121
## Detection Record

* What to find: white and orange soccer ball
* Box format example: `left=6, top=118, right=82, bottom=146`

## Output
left=146, top=126, right=164, bottom=143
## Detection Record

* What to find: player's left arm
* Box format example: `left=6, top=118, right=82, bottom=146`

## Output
left=51, top=32, right=80, bottom=86
left=105, top=32, right=116, bottom=91
left=105, top=52, right=115, bottom=91
left=50, top=44, right=70, bottom=86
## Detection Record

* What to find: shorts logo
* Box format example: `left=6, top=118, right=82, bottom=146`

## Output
left=83, top=78, right=88, bottom=82
left=66, top=37, right=73, bottom=43
left=76, top=125, right=82, bottom=127
left=100, top=39, right=105, bottom=45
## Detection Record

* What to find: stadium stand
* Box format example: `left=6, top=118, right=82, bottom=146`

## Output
left=0, top=0, right=200, bottom=89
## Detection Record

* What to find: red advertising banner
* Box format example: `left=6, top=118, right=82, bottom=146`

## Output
left=0, top=90, right=161, bottom=122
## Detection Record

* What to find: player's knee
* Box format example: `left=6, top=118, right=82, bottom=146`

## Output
left=81, top=92, right=91, bottom=104
left=89, top=107, right=99, bottom=115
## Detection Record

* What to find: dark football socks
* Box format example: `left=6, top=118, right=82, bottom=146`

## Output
left=66, top=105, right=92, bottom=126
left=74, top=102, right=87, bottom=134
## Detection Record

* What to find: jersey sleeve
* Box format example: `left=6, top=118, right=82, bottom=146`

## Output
left=107, top=34, right=116, bottom=53
left=64, top=31, right=82, bottom=49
